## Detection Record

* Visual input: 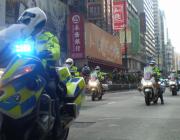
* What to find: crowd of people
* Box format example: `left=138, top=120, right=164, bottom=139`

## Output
left=111, top=69, right=142, bottom=84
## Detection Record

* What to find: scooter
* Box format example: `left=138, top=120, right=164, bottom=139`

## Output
left=88, top=72, right=103, bottom=101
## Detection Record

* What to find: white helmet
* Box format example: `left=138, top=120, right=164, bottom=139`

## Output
left=17, top=7, right=47, bottom=36
left=149, top=60, right=156, bottom=65
left=95, top=66, right=100, bottom=71
left=65, top=58, right=74, bottom=67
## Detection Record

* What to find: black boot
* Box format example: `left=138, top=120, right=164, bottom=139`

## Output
left=159, top=95, right=164, bottom=104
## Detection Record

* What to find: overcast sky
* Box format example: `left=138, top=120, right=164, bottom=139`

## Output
left=159, top=0, right=180, bottom=53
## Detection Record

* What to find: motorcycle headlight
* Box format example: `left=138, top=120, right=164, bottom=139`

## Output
left=88, top=81, right=98, bottom=87
left=169, top=81, right=176, bottom=85
left=142, top=81, right=153, bottom=86
left=147, top=81, right=153, bottom=86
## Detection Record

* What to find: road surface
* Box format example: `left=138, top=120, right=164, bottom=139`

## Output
left=68, top=89, right=180, bottom=140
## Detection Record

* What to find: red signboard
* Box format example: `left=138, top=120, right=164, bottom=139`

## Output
left=68, top=13, right=85, bottom=59
left=87, top=2, right=102, bottom=20
left=112, top=1, right=127, bottom=31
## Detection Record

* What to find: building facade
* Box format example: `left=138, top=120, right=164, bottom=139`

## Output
left=165, top=39, right=175, bottom=73
left=159, top=10, right=166, bottom=73
left=174, top=52, right=180, bottom=71
left=131, top=0, right=156, bottom=63
left=64, top=0, right=123, bottom=71
left=153, top=0, right=162, bottom=68
left=122, top=0, right=142, bottom=72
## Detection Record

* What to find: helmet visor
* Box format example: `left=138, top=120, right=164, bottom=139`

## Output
left=66, top=62, right=72, bottom=66
left=17, top=12, right=36, bottom=25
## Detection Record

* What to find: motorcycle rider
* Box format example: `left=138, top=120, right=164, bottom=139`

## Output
left=17, top=7, right=66, bottom=100
left=65, top=58, right=80, bottom=77
left=148, top=60, right=164, bottom=104
left=94, top=66, right=105, bottom=82
left=82, top=64, right=91, bottom=76
left=169, top=70, right=179, bottom=90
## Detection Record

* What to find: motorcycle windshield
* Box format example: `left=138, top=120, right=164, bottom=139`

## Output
left=170, top=77, right=175, bottom=81
left=143, top=66, right=153, bottom=80
left=144, top=72, right=152, bottom=80
left=169, top=73, right=176, bottom=81
left=90, top=72, right=98, bottom=81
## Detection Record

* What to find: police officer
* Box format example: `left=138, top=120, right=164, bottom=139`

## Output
left=95, top=66, right=105, bottom=82
left=149, top=60, right=164, bottom=104
left=17, top=7, right=64, bottom=101
left=65, top=58, right=80, bottom=77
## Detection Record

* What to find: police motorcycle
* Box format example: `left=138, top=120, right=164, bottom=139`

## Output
left=141, top=68, right=159, bottom=105
left=0, top=40, right=85, bottom=140
left=87, top=71, right=103, bottom=101
left=169, top=75, right=178, bottom=96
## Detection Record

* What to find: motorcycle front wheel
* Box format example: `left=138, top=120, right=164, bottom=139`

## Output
left=91, top=93, right=96, bottom=101
left=145, top=94, right=150, bottom=106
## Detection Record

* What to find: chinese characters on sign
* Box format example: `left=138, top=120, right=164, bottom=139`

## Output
left=112, top=1, right=127, bottom=31
left=69, top=13, right=85, bottom=59
left=87, top=2, right=102, bottom=20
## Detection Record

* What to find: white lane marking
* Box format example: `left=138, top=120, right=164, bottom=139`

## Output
left=107, top=101, right=117, bottom=105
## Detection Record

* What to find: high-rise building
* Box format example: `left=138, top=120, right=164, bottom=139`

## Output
left=159, top=10, right=166, bottom=72
left=153, top=0, right=161, bottom=67
left=131, top=0, right=156, bottom=63
left=166, top=39, right=175, bottom=72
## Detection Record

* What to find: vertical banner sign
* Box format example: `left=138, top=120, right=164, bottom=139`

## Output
left=112, top=1, right=127, bottom=31
left=69, top=13, right=85, bottom=59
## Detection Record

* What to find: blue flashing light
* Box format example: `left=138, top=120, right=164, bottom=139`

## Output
left=15, top=44, right=32, bottom=53
left=14, top=40, right=34, bottom=54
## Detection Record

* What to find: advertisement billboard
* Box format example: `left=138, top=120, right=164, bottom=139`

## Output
left=68, top=13, right=85, bottom=59
left=85, top=23, right=122, bottom=65
left=87, top=2, right=103, bottom=20
left=112, top=1, right=127, bottom=31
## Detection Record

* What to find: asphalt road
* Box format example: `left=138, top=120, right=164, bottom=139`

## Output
left=68, top=89, right=180, bottom=140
